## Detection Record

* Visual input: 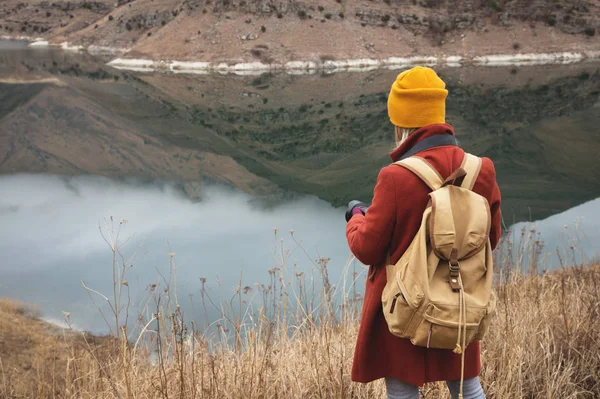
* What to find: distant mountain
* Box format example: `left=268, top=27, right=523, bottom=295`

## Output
left=0, top=0, right=598, bottom=64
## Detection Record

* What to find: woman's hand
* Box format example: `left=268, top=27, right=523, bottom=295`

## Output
left=345, top=200, right=369, bottom=222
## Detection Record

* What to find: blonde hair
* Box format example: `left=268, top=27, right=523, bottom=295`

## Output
left=394, top=126, right=419, bottom=147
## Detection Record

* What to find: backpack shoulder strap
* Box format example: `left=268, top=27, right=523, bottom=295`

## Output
left=459, top=153, right=483, bottom=191
left=394, top=157, right=444, bottom=191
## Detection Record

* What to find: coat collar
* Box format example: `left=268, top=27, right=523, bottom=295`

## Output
left=389, top=123, right=456, bottom=162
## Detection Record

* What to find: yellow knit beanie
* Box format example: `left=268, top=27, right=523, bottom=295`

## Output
left=388, top=66, right=448, bottom=128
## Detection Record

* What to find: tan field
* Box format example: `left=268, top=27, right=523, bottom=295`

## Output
left=1, top=229, right=599, bottom=398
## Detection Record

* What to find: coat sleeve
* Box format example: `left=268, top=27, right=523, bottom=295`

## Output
left=346, top=167, right=397, bottom=266
left=480, top=157, right=502, bottom=250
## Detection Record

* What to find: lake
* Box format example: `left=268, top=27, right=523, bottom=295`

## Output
left=1, top=41, right=599, bottom=333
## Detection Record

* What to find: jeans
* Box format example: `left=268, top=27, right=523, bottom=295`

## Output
left=385, top=377, right=486, bottom=399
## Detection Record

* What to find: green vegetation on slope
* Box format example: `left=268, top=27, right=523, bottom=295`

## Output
left=1, top=51, right=599, bottom=222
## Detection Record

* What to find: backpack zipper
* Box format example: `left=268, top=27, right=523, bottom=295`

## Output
left=389, top=292, right=405, bottom=313
left=394, top=278, right=417, bottom=310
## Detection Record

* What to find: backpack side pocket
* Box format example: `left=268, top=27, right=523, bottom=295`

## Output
left=473, top=290, right=496, bottom=341
left=382, top=266, right=424, bottom=338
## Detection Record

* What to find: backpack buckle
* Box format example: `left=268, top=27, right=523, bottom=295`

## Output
left=448, top=266, right=461, bottom=292
left=448, top=249, right=461, bottom=292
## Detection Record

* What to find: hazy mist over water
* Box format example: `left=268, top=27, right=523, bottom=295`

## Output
left=0, top=174, right=356, bottom=332
left=1, top=174, right=598, bottom=332
left=510, top=198, right=600, bottom=269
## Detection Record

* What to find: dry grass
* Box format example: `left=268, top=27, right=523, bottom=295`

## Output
left=1, top=222, right=599, bottom=398
left=0, top=298, right=115, bottom=398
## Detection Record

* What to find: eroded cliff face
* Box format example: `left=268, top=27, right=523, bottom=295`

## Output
left=1, top=0, right=598, bottom=64
left=1, top=47, right=599, bottom=222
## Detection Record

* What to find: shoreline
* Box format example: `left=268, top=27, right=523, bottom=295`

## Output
left=3, top=37, right=600, bottom=75
left=107, top=51, right=600, bottom=75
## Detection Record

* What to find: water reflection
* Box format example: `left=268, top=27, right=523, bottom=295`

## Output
left=509, top=198, right=600, bottom=270
left=1, top=44, right=598, bottom=223
left=0, top=174, right=353, bottom=332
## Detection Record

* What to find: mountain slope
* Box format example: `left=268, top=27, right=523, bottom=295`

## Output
left=1, top=0, right=598, bottom=64
left=1, top=50, right=598, bottom=221
left=0, top=77, right=278, bottom=197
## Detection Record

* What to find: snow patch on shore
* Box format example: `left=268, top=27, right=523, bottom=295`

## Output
left=4, top=36, right=600, bottom=74
left=474, top=52, right=587, bottom=66
left=107, top=58, right=161, bottom=72
left=171, top=61, right=211, bottom=74
left=105, top=51, right=600, bottom=75
left=383, top=56, right=439, bottom=70
left=445, top=56, right=464, bottom=67
left=28, top=40, right=50, bottom=48
left=285, top=61, right=318, bottom=70
left=60, top=42, right=83, bottom=52
left=215, top=62, right=275, bottom=75
left=58, top=41, right=126, bottom=55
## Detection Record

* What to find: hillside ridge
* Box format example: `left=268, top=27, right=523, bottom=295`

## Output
left=1, top=0, right=598, bottom=66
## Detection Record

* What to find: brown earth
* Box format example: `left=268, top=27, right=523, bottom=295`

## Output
left=0, top=298, right=116, bottom=398
left=0, top=0, right=598, bottom=64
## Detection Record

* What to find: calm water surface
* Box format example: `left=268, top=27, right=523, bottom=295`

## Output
left=1, top=42, right=599, bottom=332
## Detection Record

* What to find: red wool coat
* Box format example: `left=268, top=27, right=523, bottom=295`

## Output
left=346, top=123, right=502, bottom=386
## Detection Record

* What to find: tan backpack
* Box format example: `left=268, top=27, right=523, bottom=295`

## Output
left=382, top=153, right=496, bottom=361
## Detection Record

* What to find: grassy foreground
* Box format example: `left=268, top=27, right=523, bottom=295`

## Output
left=1, top=229, right=599, bottom=398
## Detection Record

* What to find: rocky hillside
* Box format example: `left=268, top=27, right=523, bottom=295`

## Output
left=1, top=0, right=598, bottom=63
